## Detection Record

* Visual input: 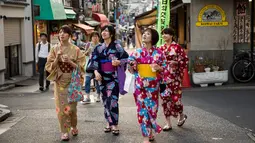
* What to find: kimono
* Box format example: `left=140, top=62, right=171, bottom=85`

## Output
left=89, top=41, right=128, bottom=126
left=128, top=47, right=166, bottom=137
left=45, top=43, right=86, bottom=133
left=159, top=42, right=188, bottom=118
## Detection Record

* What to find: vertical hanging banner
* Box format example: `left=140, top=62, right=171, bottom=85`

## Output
left=157, top=0, right=170, bottom=46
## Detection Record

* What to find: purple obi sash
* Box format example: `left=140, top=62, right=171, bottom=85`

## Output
left=100, top=60, right=115, bottom=72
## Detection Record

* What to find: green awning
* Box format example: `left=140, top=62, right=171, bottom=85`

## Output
left=34, top=0, right=66, bottom=20
left=65, top=8, right=76, bottom=19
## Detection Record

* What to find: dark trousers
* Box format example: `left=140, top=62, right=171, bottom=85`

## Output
left=38, top=58, right=50, bottom=88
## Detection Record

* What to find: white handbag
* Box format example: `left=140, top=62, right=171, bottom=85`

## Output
left=124, top=71, right=135, bottom=93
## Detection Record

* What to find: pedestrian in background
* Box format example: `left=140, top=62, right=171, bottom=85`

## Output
left=128, top=28, right=166, bottom=143
left=45, top=25, right=86, bottom=141
left=35, top=33, right=51, bottom=91
left=82, top=32, right=101, bottom=104
left=72, top=32, right=86, bottom=50
left=159, top=27, right=189, bottom=131
left=88, top=25, right=129, bottom=136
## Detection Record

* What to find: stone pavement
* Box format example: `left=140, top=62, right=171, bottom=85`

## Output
left=0, top=91, right=254, bottom=143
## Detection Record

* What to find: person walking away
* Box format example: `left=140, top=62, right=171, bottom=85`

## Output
left=88, top=25, right=129, bottom=136
left=82, top=32, right=101, bottom=103
left=36, top=33, right=51, bottom=91
left=159, top=27, right=189, bottom=131
left=128, top=28, right=167, bottom=143
left=45, top=25, right=86, bottom=141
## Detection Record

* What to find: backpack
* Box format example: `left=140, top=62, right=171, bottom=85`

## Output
left=38, top=43, right=51, bottom=53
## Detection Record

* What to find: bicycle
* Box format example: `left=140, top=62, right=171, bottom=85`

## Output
left=231, top=50, right=255, bottom=83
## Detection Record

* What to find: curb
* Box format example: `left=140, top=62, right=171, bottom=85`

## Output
left=183, top=85, right=255, bottom=92
left=247, top=132, right=255, bottom=142
left=0, top=105, right=11, bottom=122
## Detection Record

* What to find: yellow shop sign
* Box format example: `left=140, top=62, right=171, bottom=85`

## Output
left=196, top=5, right=229, bottom=27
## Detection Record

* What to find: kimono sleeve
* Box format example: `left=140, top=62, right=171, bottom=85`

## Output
left=76, top=47, right=86, bottom=76
left=128, top=49, right=140, bottom=72
left=177, top=45, right=189, bottom=78
left=89, top=44, right=100, bottom=71
left=45, top=46, right=57, bottom=73
left=45, top=46, right=62, bottom=81
left=115, top=43, right=129, bottom=65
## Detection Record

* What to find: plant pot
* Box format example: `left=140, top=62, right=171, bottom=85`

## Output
left=194, top=65, right=205, bottom=73
left=212, top=66, right=219, bottom=71
left=204, top=68, right=211, bottom=73
left=192, top=70, right=228, bottom=87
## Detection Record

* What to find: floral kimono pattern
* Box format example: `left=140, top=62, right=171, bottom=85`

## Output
left=159, top=42, right=188, bottom=118
left=128, top=47, right=166, bottom=137
left=89, top=41, right=128, bottom=126
left=45, top=44, right=85, bottom=133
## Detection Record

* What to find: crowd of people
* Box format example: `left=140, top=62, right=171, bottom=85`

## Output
left=36, top=24, right=188, bottom=143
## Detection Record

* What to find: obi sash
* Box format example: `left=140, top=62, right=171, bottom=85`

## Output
left=100, top=60, right=115, bottom=72
left=137, top=64, right=156, bottom=78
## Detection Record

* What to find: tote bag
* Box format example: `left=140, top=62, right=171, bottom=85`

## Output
left=67, top=67, right=84, bottom=103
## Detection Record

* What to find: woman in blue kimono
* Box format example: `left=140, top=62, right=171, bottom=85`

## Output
left=89, top=25, right=129, bottom=135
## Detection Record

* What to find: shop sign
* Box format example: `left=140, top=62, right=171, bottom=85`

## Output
left=236, top=2, right=247, bottom=16
left=196, top=5, right=228, bottom=27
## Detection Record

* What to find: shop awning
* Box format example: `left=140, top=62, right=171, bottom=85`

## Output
left=134, top=8, right=157, bottom=48
left=34, top=0, right=66, bottom=20
left=65, top=8, right=76, bottom=19
left=135, top=8, right=157, bottom=26
left=84, top=20, right=101, bottom=27
left=92, top=13, right=110, bottom=28
left=171, top=0, right=191, bottom=11
left=73, top=24, right=94, bottom=34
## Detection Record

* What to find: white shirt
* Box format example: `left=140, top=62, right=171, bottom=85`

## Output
left=35, top=42, right=51, bottom=63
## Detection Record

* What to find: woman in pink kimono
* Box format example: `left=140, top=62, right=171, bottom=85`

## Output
left=128, top=28, right=166, bottom=143
left=159, top=27, right=189, bottom=131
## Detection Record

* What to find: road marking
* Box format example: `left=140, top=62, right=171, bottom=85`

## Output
left=0, top=116, right=25, bottom=136
left=212, top=137, right=223, bottom=140
left=236, top=116, right=241, bottom=118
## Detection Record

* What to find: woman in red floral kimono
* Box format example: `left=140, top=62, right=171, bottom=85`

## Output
left=159, top=27, right=189, bottom=131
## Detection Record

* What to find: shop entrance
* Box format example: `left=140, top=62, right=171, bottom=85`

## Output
left=5, top=45, right=20, bottom=79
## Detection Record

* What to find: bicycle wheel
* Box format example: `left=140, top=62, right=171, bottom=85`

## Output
left=231, top=59, right=255, bottom=83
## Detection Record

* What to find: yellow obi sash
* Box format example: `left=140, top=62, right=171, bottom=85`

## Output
left=137, top=64, right=156, bottom=78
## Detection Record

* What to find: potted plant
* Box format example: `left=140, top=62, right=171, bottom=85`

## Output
left=192, top=37, right=229, bottom=87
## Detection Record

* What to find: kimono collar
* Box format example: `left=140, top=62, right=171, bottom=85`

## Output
left=164, top=41, right=176, bottom=48
left=142, top=46, right=156, bottom=55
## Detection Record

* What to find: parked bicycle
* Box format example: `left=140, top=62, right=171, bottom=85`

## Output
left=231, top=50, right=255, bottom=83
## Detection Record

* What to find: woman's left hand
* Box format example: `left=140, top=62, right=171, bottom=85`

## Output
left=112, top=60, right=121, bottom=66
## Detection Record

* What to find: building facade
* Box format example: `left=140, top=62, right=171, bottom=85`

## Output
left=0, top=0, right=33, bottom=85
left=171, top=0, right=252, bottom=83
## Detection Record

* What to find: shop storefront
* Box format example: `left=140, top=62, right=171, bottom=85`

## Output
left=34, top=0, right=67, bottom=45
left=0, top=0, right=33, bottom=84
left=170, top=0, right=255, bottom=83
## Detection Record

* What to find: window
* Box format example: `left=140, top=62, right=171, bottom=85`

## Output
left=62, top=0, right=72, bottom=7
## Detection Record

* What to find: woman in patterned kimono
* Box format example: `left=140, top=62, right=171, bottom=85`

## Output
left=89, top=25, right=128, bottom=135
left=159, top=27, right=189, bottom=131
left=128, top=28, right=166, bottom=143
left=45, top=25, right=86, bottom=141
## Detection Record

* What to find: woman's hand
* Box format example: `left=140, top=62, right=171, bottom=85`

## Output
left=112, top=60, right=121, bottom=66
left=94, top=70, right=102, bottom=81
left=62, top=54, right=71, bottom=63
left=151, top=64, right=162, bottom=71
left=129, top=61, right=137, bottom=70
